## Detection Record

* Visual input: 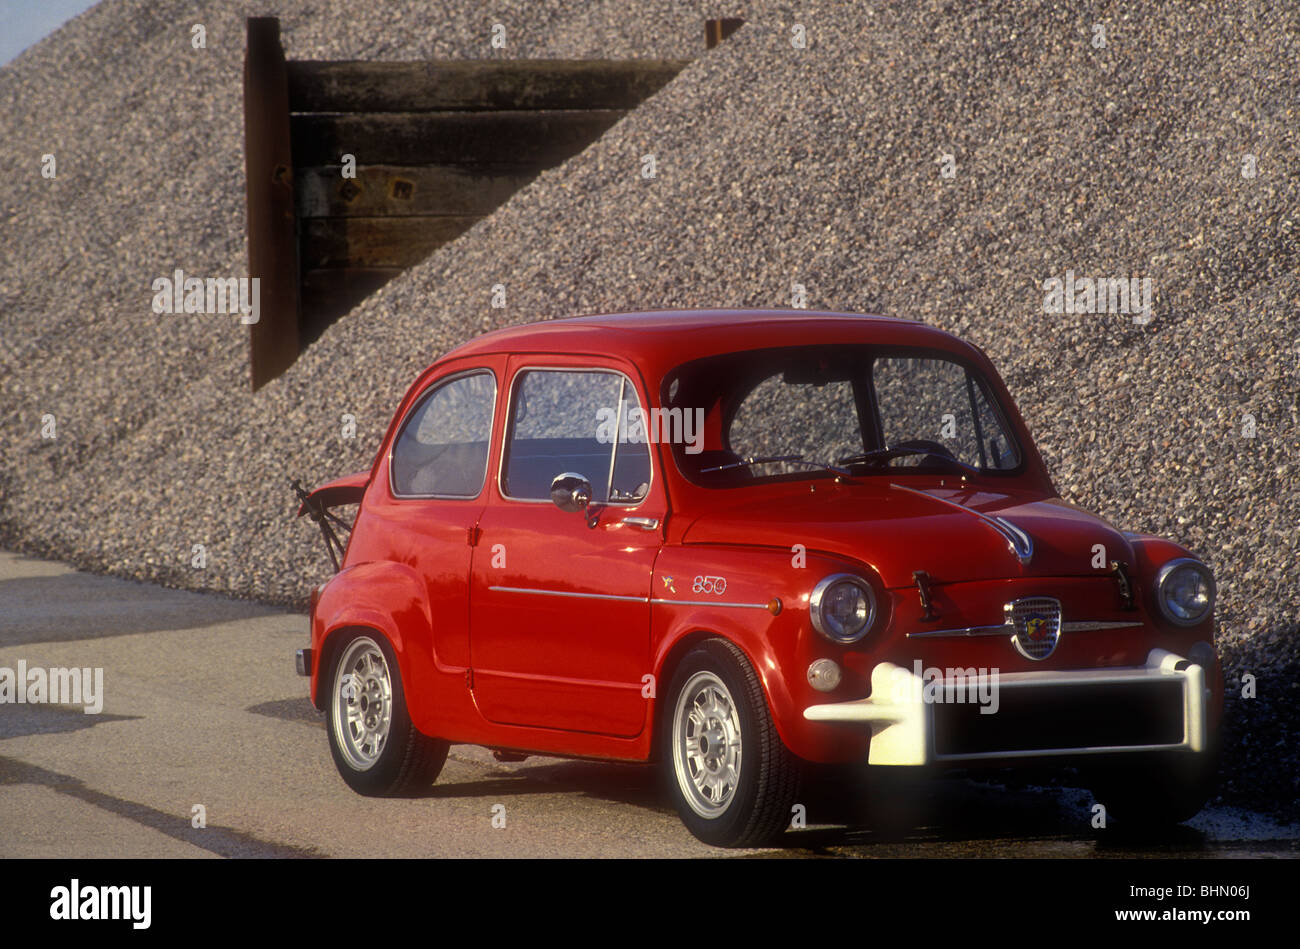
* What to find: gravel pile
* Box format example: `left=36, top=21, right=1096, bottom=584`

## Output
left=2, top=0, right=1296, bottom=815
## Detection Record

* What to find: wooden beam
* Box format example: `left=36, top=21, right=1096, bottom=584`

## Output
left=287, top=59, right=689, bottom=113
left=705, top=18, right=745, bottom=49
left=290, top=110, right=626, bottom=167
left=244, top=16, right=299, bottom=390
left=300, top=267, right=404, bottom=345
left=301, top=216, right=481, bottom=270
left=296, top=164, right=539, bottom=218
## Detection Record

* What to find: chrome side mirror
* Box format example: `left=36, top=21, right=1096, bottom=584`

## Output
left=550, top=473, right=593, bottom=514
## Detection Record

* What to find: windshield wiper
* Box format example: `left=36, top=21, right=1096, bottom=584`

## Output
left=700, top=454, right=853, bottom=477
left=837, top=446, right=976, bottom=473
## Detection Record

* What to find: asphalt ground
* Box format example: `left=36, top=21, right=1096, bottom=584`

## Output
left=0, top=550, right=1295, bottom=860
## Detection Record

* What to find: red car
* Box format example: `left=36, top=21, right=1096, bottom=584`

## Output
left=295, top=310, right=1222, bottom=847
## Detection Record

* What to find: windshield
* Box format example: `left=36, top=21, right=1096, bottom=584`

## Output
left=663, top=345, right=1023, bottom=486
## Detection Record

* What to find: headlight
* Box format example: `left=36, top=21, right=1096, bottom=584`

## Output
left=1155, top=558, right=1215, bottom=627
left=809, top=573, right=877, bottom=644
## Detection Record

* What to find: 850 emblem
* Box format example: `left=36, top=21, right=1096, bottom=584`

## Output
left=692, top=575, right=728, bottom=595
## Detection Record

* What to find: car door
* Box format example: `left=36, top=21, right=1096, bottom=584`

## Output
left=469, top=356, right=664, bottom=737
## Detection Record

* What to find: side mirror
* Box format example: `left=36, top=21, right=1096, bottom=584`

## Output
left=550, top=473, right=593, bottom=514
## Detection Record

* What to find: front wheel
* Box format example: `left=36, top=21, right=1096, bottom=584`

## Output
left=662, top=639, right=802, bottom=847
left=327, top=631, right=448, bottom=796
left=1088, top=746, right=1219, bottom=826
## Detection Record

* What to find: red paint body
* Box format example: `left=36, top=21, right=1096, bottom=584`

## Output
left=304, top=311, right=1223, bottom=766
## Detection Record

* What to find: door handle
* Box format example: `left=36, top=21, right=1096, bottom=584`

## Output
left=620, top=517, right=659, bottom=531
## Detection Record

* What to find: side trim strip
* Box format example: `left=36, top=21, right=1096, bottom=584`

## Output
left=488, top=586, right=648, bottom=603
left=487, top=586, right=776, bottom=610
left=650, top=598, right=772, bottom=610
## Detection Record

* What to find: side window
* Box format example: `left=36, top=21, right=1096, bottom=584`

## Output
left=503, top=369, right=651, bottom=504
left=390, top=371, right=496, bottom=498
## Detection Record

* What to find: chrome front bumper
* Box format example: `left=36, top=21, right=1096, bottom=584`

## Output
left=804, top=648, right=1209, bottom=766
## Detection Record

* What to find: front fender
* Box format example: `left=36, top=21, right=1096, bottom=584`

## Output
left=651, top=546, right=878, bottom=764
left=1126, top=534, right=1223, bottom=733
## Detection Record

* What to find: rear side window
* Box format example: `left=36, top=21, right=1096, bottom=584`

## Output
left=390, top=371, right=496, bottom=498
left=502, top=369, right=651, bottom=504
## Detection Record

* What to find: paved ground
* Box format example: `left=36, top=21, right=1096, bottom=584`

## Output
left=0, top=550, right=1295, bottom=859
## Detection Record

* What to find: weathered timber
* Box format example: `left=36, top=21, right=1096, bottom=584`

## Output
left=287, top=59, right=689, bottom=113
left=301, top=216, right=481, bottom=270
left=244, top=17, right=299, bottom=391
left=290, top=110, right=626, bottom=166
left=300, top=267, right=404, bottom=345
left=244, top=17, right=739, bottom=386
left=296, top=164, right=540, bottom=218
left=705, top=18, right=745, bottom=49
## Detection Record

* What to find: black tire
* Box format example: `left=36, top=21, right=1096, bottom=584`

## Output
left=1089, top=745, right=1219, bottom=826
left=661, top=639, right=803, bottom=847
left=326, top=630, right=448, bottom=796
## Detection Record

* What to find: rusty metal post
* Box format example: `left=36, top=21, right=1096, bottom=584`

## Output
left=245, top=16, right=300, bottom=390
left=705, top=18, right=745, bottom=49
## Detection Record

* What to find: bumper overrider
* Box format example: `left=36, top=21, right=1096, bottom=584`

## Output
left=804, top=648, right=1210, bottom=766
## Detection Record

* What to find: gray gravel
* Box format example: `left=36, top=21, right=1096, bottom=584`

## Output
left=1, top=0, right=1296, bottom=817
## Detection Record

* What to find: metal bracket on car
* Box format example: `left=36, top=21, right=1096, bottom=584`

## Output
left=291, top=477, right=352, bottom=572
left=1111, top=559, right=1136, bottom=610
left=913, top=570, right=939, bottom=620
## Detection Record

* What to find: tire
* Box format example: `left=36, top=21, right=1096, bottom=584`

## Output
left=326, top=631, right=448, bottom=796
left=1089, top=745, right=1219, bottom=826
left=662, top=639, right=803, bottom=847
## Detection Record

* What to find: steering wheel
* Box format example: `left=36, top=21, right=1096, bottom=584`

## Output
left=892, top=439, right=957, bottom=460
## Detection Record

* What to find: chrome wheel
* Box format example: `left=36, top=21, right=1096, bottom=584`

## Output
left=672, top=671, right=743, bottom=818
left=331, top=636, right=393, bottom=771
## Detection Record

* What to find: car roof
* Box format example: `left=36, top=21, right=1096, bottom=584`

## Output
left=440, top=309, right=977, bottom=377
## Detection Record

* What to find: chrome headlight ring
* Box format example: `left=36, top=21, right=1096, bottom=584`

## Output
left=809, top=573, right=877, bottom=644
left=1154, top=557, right=1216, bottom=627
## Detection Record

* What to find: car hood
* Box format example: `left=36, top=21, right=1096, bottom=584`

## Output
left=680, top=482, right=1133, bottom=589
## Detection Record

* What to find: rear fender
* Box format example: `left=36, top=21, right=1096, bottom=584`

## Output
left=310, top=560, right=435, bottom=720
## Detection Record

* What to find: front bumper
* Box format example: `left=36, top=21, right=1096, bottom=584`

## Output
left=804, top=648, right=1208, bottom=766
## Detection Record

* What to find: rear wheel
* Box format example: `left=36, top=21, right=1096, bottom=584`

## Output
left=327, top=631, right=448, bottom=795
left=662, top=639, right=802, bottom=847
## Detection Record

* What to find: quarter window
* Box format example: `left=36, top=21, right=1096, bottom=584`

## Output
left=390, top=371, right=496, bottom=498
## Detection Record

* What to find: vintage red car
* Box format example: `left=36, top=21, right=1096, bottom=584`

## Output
left=295, top=309, right=1222, bottom=847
